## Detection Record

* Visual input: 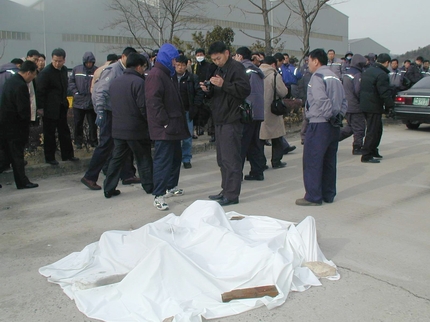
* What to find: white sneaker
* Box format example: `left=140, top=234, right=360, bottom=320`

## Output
left=165, top=186, right=184, bottom=198
left=153, top=195, right=169, bottom=211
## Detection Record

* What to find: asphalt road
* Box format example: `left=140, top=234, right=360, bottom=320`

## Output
left=1, top=123, right=429, bottom=322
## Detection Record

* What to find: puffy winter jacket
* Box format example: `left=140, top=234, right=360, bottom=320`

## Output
left=68, top=52, right=97, bottom=109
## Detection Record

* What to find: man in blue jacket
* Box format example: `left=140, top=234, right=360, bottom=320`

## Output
left=339, top=54, right=367, bottom=155
left=103, top=53, right=153, bottom=198
left=296, top=48, right=347, bottom=206
left=280, top=53, right=302, bottom=98
left=234, top=46, right=266, bottom=181
left=68, top=52, right=98, bottom=149
left=145, top=43, right=190, bottom=211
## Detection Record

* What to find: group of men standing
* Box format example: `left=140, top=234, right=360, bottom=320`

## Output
left=0, top=43, right=402, bottom=210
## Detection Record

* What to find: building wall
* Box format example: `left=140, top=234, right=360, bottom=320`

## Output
left=1, top=0, right=348, bottom=66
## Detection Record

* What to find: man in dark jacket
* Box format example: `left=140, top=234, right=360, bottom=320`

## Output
left=191, top=48, right=214, bottom=139
left=234, top=46, right=266, bottom=181
left=404, top=59, right=423, bottom=87
left=103, top=53, right=153, bottom=198
left=339, top=54, right=367, bottom=155
left=0, top=61, right=38, bottom=189
left=81, top=47, right=138, bottom=190
left=202, top=41, right=251, bottom=206
left=360, top=53, right=394, bottom=163
left=145, top=43, right=190, bottom=211
left=68, top=51, right=98, bottom=149
left=175, top=55, right=204, bottom=169
left=36, top=48, right=78, bottom=165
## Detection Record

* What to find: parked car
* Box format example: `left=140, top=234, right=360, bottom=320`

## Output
left=394, top=77, right=430, bottom=129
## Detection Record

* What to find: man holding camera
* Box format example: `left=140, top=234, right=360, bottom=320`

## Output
left=201, top=41, right=251, bottom=206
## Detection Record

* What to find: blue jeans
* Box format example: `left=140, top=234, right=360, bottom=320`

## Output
left=181, top=111, right=193, bottom=163
left=153, top=140, right=182, bottom=196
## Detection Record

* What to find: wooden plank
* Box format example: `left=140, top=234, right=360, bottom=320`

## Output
left=221, top=285, right=279, bottom=303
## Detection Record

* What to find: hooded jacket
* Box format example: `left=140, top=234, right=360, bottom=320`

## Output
left=241, top=59, right=264, bottom=121
left=342, top=54, right=366, bottom=114
left=68, top=52, right=97, bottom=110
left=145, top=43, right=189, bottom=141
left=360, top=63, right=394, bottom=114
left=341, top=51, right=353, bottom=74
left=0, top=62, right=19, bottom=101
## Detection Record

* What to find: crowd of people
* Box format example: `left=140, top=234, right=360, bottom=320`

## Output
left=0, top=43, right=421, bottom=209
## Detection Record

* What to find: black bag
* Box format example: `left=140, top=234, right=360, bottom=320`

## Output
left=270, top=71, right=288, bottom=116
left=239, top=100, right=253, bottom=124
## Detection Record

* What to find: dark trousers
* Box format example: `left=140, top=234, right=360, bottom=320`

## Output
left=152, top=140, right=182, bottom=196
left=43, top=116, right=74, bottom=162
left=303, top=122, right=340, bottom=203
left=84, top=111, right=135, bottom=182
left=241, top=120, right=266, bottom=176
left=361, top=113, right=383, bottom=160
left=271, top=137, right=284, bottom=165
left=73, top=108, right=98, bottom=146
left=215, top=121, right=243, bottom=200
left=339, top=112, right=366, bottom=147
left=104, top=139, right=153, bottom=193
left=0, top=136, right=30, bottom=188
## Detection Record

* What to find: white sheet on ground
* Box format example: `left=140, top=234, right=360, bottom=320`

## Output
left=39, top=200, right=340, bottom=322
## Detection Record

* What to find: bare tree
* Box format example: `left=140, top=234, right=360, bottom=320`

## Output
left=107, top=0, right=206, bottom=51
left=284, top=0, right=330, bottom=60
left=217, top=0, right=290, bottom=55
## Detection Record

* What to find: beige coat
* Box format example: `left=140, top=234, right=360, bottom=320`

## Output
left=259, top=64, right=289, bottom=140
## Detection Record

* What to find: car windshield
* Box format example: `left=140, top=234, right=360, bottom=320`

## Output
left=411, top=77, right=430, bottom=89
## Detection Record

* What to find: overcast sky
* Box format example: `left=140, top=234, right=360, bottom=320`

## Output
left=329, top=0, right=429, bottom=54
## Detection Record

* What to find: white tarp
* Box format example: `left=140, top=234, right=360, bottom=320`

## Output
left=39, top=200, right=339, bottom=322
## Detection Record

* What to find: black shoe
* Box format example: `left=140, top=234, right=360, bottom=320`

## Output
left=104, top=189, right=121, bottom=198
left=64, top=157, right=79, bottom=162
left=17, top=182, right=39, bottom=189
left=272, top=161, right=287, bottom=169
left=90, top=142, right=98, bottom=148
left=244, top=174, right=264, bottom=181
left=323, top=199, right=334, bottom=203
left=283, top=145, right=296, bottom=154
left=183, top=162, right=192, bottom=169
left=218, top=196, right=239, bottom=206
left=192, top=135, right=198, bottom=139
left=352, top=148, right=362, bottom=155
left=361, top=158, right=380, bottom=163
left=46, top=160, right=59, bottom=166
left=264, top=165, right=269, bottom=170
left=209, top=135, right=216, bottom=143
left=209, top=191, right=223, bottom=200
left=122, top=176, right=141, bottom=185
left=265, top=140, right=272, bottom=146
left=373, top=153, right=383, bottom=159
